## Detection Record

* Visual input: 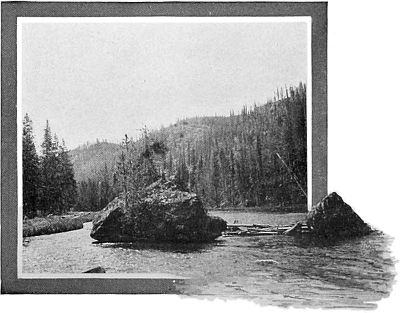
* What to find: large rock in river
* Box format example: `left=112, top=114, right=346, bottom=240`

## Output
left=90, top=197, right=130, bottom=242
left=307, top=192, right=372, bottom=239
left=90, top=180, right=227, bottom=243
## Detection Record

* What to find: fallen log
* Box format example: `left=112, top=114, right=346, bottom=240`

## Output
left=256, top=259, right=279, bottom=265
left=227, top=223, right=309, bottom=229
left=224, top=231, right=281, bottom=237
left=227, top=223, right=271, bottom=228
left=283, top=222, right=303, bottom=236
left=224, top=222, right=311, bottom=237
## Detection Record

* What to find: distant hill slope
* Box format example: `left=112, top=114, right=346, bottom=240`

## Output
left=68, top=118, right=217, bottom=183
left=157, top=116, right=228, bottom=150
left=69, top=141, right=121, bottom=182
left=69, top=116, right=228, bottom=181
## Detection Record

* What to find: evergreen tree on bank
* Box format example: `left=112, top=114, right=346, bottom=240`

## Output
left=22, top=117, right=77, bottom=217
left=39, top=120, right=77, bottom=215
left=38, top=120, right=58, bottom=214
left=58, top=139, right=78, bottom=212
left=22, top=114, right=40, bottom=217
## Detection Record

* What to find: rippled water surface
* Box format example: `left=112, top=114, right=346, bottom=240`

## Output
left=23, top=211, right=396, bottom=308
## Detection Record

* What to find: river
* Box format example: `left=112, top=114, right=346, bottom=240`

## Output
left=22, top=210, right=395, bottom=308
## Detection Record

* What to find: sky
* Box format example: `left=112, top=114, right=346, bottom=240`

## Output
left=21, top=20, right=308, bottom=150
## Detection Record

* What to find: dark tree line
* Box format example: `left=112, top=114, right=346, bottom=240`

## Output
left=22, top=115, right=77, bottom=217
left=74, top=163, right=117, bottom=212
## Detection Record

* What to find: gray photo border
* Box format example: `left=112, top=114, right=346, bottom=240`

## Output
left=1, top=1, right=327, bottom=294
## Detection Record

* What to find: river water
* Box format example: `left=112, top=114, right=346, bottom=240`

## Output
left=23, top=210, right=396, bottom=308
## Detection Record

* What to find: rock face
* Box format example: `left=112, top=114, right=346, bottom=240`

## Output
left=90, top=180, right=227, bottom=243
left=307, top=192, right=372, bottom=239
left=90, top=197, right=129, bottom=242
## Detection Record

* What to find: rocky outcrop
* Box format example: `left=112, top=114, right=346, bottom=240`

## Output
left=307, top=192, right=372, bottom=239
left=90, top=180, right=227, bottom=243
left=90, top=198, right=129, bottom=242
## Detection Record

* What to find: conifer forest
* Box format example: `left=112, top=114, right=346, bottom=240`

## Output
left=23, top=83, right=307, bottom=217
left=22, top=116, right=77, bottom=217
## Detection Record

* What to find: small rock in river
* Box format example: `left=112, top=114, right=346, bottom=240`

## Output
left=83, top=266, right=106, bottom=273
left=307, top=192, right=372, bottom=239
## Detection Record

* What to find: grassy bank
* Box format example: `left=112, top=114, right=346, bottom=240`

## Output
left=23, top=211, right=99, bottom=237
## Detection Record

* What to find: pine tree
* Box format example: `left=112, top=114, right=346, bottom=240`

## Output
left=99, top=163, right=114, bottom=209
left=38, top=120, right=77, bottom=215
left=140, top=128, right=159, bottom=186
left=115, top=134, right=130, bottom=208
left=39, top=120, right=57, bottom=215
left=58, top=139, right=77, bottom=213
left=176, top=150, right=189, bottom=191
left=210, top=149, right=222, bottom=207
left=22, top=114, right=40, bottom=217
left=76, top=180, right=89, bottom=211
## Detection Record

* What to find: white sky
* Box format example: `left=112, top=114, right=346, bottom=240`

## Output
left=21, top=20, right=308, bottom=149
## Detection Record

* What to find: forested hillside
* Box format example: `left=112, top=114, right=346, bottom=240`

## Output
left=151, top=83, right=307, bottom=208
left=71, top=83, right=307, bottom=211
left=69, top=141, right=120, bottom=182
left=69, top=141, right=120, bottom=211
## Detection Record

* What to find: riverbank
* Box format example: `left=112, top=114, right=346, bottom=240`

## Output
left=22, top=204, right=306, bottom=238
left=23, top=211, right=98, bottom=237
left=22, top=204, right=305, bottom=238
